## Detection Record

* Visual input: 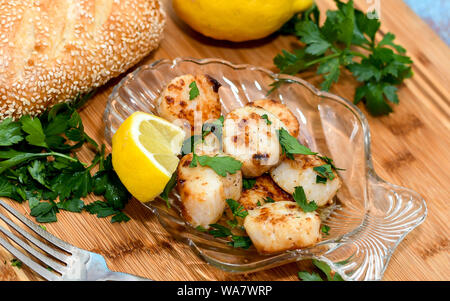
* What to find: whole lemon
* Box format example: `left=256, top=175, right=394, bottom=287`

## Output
left=172, top=0, right=314, bottom=42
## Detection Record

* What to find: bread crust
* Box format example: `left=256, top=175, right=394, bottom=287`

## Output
left=0, top=0, right=165, bottom=119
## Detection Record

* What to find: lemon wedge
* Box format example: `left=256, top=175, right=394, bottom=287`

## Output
left=112, top=112, right=185, bottom=202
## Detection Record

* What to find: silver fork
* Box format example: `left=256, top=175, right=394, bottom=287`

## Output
left=0, top=198, right=151, bottom=281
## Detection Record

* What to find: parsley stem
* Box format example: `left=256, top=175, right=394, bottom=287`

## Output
left=304, top=53, right=341, bottom=68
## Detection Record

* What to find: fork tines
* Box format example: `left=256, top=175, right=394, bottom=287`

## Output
left=0, top=198, right=74, bottom=280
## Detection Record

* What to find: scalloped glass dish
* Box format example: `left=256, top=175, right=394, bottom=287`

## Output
left=103, top=58, right=427, bottom=281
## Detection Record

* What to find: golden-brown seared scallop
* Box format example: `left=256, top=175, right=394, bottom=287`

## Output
left=177, top=153, right=242, bottom=228
left=222, top=106, right=286, bottom=178
left=243, top=201, right=322, bottom=254
left=270, top=154, right=341, bottom=207
left=251, top=99, right=300, bottom=137
left=156, top=74, right=222, bottom=135
left=238, top=175, right=293, bottom=211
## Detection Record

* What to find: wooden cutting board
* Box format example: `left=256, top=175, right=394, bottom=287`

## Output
left=1, top=0, right=449, bottom=281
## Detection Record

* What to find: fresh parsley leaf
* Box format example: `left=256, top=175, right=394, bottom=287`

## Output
left=111, top=211, right=130, bottom=223
left=160, top=172, right=177, bottom=208
left=0, top=118, right=23, bottom=146
left=20, top=115, right=48, bottom=148
left=316, top=175, right=327, bottom=184
left=195, top=225, right=207, bottom=232
left=293, top=186, right=318, bottom=212
left=277, top=128, right=317, bottom=159
left=242, top=178, right=256, bottom=190
left=191, top=155, right=242, bottom=177
left=228, top=235, right=252, bottom=249
left=261, top=114, right=272, bottom=125
left=256, top=200, right=262, bottom=207
left=312, top=259, right=344, bottom=281
left=313, top=164, right=335, bottom=181
left=273, top=0, right=412, bottom=116
left=321, top=224, right=330, bottom=235
left=226, top=198, right=248, bottom=219
left=263, top=196, right=275, bottom=203
left=56, top=198, right=84, bottom=213
left=298, top=271, right=323, bottom=281
left=189, top=81, right=200, bottom=100
left=10, top=259, right=22, bottom=269
left=30, top=201, right=58, bottom=223
left=208, top=223, right=232, bottom=238
left=318, top=155, right=345, bottom=171
left=84, top=200, right=117, bottom=218
left=298, top=259, right=344, bottom=281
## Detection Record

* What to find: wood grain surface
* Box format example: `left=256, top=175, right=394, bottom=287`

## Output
left=1, top=0, right=449, bottom=281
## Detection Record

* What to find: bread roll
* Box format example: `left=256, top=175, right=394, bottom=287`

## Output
left=0, top=0, right=165, bottom=119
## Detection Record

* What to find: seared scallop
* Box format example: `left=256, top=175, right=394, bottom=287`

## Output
left=222, top=106, right=286, bottom=178
left=243, top=201, right=322, bottom=254
left=250, top=99, right=300, bottom=137
left=270, top=154, right=341, bottom=207
left=238, top=175, right=293, bottom=211
left=156, top=74, right=222, bottom=135
left=177, top=153, right=242, bottom=228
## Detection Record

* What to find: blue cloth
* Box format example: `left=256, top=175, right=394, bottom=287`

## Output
left=403, top=0, right=449, bottom=45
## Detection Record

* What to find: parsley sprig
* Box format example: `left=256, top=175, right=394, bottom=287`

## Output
left=273, top=0, right=413, bottom=115
left=0, top=94, right=131, bottom=223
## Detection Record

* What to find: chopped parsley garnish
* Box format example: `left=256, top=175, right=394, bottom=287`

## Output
left=298, top=259, right=344, bottom=281
left=10, top=258, right=22, bottom=269
left=272, top=0, right=413, bottom=116
left=190, top=154, right=242, bottom=177
left=160, top=172, right=177, bottom=208
left=242, top=178, right=256, bottom=190
left=263, top=196, right=275, bottom=203
left=208, top=224, right=252, bottom=249
left=228, top=235, right=252, bottom=249
left=321, top=224, right=330, bottom=235
left=189, top=81, right=200, bottom=100
left=318, top=155, right=345, bottom=171
left=226, top=198, right=248, bottom=219
left=293, top=186, right=318, bottom=212
left=208, top=223, right=232, bottom=238
left=195, top=225, right=207, bottom=232
left=277, top=128, right=317, bottom=159
left=316, top=175, right=327, bottom=184
left=261, top=114, right=272, bottom=125
left=313, top=164, right=335, bottom=181
left=0, top=93, right=131, bottom=223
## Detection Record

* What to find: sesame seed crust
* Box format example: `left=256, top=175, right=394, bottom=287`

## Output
left=0, top=0, right=166, bottom=119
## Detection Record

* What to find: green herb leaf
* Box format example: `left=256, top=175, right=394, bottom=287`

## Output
left=312, top=259, right=344, bottom=281
left=278, top=128, right=317, bottom=158
left=226, top=198, right=248, bottom=219
left=189, top=81, right=200, bottom=100
left=192, top=155, right=242, bottom=177
left=208, top=223, right=232, bottom=238
left=298, top=271, right=323, bottom=281
left=20, top=115, right=48, bottom=148
left=321, top=224, right=330, bottom=235
left=293, top=186, right=318, bottom=212
left=242, top=178, right=256, bottom=190
left=263, top=196, right=275, bottom=203
left=273, top=0, right=413, bottom=116
left=160, top=172, right=177, bottom=208
left=0, top=118, right=24, bottom=146
left=261, top=114, right=272, bottom=125
left=228, top=235, right=252, bottom=249
left=313, top=164, right=335, bottom=181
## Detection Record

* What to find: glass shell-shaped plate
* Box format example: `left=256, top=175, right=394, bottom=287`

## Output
left=104, top=58, right=427, bottom=281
